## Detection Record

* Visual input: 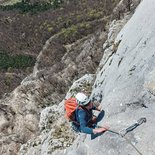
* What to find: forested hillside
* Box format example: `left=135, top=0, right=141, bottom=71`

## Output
left=0, top=0, right=120, bottom=98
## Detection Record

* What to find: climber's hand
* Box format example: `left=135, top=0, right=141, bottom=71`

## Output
left=93, top=126, right=109, bottom=134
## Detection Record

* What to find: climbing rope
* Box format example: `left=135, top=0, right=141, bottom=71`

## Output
left=104, top=117, right=146, bottom=155
left=123, top=136, right=143, bottom=155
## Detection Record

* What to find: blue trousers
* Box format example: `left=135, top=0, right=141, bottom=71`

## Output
left=91, top=110, right=105, bottom=139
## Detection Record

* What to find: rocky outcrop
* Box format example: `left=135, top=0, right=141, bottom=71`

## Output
left=113, top=0, right=141, bottom=20
left=19, top=74, right=95, bottom=155
left=66, top=0, right=155, bottom=155
left=0, top=0, right=144, bottom=155
left=0, top=81, right=41, bottom=155
left=32, top=29, right=106, bottom=105
left=17, top=6, right=132, bottom=155
left=23, top=0, right=155, bottom=154
left=0, top=21, right=107, bottom=155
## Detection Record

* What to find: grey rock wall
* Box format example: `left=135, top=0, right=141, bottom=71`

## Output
left=0, top=0, right=148, bottom=155
left=69, top=0, right=155, bottom=154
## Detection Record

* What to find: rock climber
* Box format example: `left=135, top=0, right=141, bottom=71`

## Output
left=72, top=92, right=109, bottom=134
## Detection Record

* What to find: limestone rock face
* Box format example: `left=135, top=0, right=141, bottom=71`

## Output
left=66, top=0, right=155, bottom=155
left=0, top=81, right=41, bottom=155
left=17, top=7, right=130, bottom=154
left=0, top=0, right=149, bottom=155
left=18, top=74, right=95, bottom=155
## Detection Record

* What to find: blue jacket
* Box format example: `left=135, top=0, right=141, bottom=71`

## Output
left=76, top=106, right=96, bottom=134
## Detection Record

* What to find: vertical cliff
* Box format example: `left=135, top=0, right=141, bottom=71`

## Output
left=66, top=0, right=155, bottom=154
left=1, top=0, right=149, bottom=155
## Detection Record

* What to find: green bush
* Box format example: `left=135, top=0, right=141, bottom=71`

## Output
left=0, top=0, right=64, bottom=13
left=60, top=25, right=78, bottom=38
left=51, top=0, right=63, bottom=8
left=5, top=73, right=13, bottom=87
left=47, top=26, right=53, bottom=32
left=0, top=52, right=36, bottom=69
left=87, top=9, right=103, bottom=20
left=79, top=22, right=91, bottom=29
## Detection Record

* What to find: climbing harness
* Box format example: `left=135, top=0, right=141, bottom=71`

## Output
left=106, top=117, right=146, bottom=155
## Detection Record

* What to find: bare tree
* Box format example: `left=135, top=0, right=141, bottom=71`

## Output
left=127, top=0, right=132, bottom=11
